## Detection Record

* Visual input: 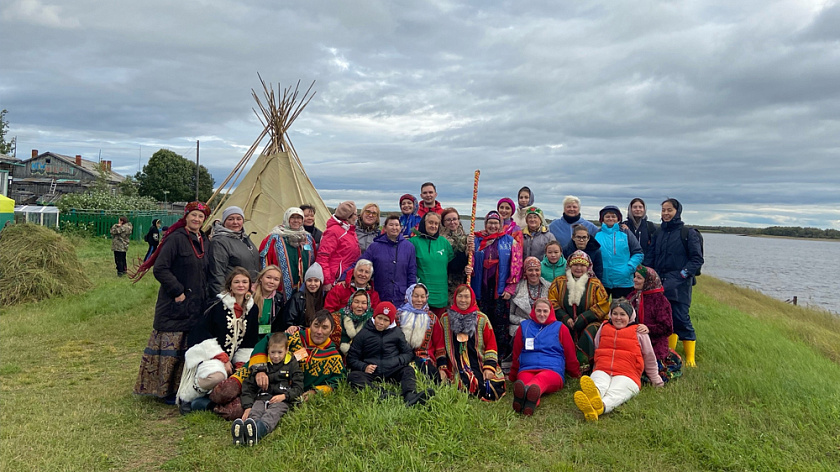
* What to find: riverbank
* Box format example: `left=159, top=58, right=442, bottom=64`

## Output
left=2, top=237, right=839, bottom=471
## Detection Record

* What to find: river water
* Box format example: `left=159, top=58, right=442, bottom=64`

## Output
left=697, top=233, right=838, bottom=313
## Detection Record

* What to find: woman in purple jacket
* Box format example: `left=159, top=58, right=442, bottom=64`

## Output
left=360, top=215, right=417, bottom=306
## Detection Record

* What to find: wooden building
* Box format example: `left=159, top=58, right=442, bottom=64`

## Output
left=10, top=150, right=124, bottom=204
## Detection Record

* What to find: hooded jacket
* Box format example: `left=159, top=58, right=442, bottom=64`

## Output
left=548, top=215, right=597, bottom=247
left=240, top=354, right=304, bottom=409
left=324, top=266, right=381, bottom=313
left=562, top=237, right=604, bottom=282
left=540, top=255, right=566, bottom=283
left=409, top=215, right=454, bottom=308
left=521, top=207, right=556, bottom=261
left=206, top=222, right=260, bottom=298
left=642, top=200, right=704, bottom=304
left=623, top=203, right=657, bottom=253
left=595, top=223, right=644, bottom=289
left=346, top=318, right=415, bottom=377
left=360, top=232, right=417, bottom=306
left=316, top=216, right=362, bottom=286
left=509, top=303, right=581, bottom=382
left=399, top=195, right=423, bottom=239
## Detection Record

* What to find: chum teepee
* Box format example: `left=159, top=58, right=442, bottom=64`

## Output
left=205, top=77, right=331, bottom=244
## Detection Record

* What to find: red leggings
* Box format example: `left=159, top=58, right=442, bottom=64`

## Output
left=517, top=369, right=564, bottom=405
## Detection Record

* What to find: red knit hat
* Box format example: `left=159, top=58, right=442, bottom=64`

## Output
left=374, top=301, right=397, bottom=324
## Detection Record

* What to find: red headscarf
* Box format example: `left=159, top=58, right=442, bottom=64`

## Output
left=449, top=284, right=478, bottom=315
left=129, top=201, right=210, bottom=282
left=529, top=298, right=558, bottom=326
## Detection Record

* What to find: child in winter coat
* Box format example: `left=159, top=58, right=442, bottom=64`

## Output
left=232, top=333, right=304, bottom=446
left=346, top=302, right=433, bottom=406
left=573, top=299, right=663, bottom=422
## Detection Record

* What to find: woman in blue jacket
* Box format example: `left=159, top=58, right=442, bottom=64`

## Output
left=594, top=206, right=643, bottom=299
left=360, top=215, right=417, bottom=306
left=643, top=198, right=703, bottom=367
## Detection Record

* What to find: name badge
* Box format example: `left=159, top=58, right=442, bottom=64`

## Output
left=525, top=338, right=535, bottom=350
left=294, top=348, right=309, bottom=362
left=259, top=324, right=271, bottom=335
left=303, top=244, right=312, bottom=251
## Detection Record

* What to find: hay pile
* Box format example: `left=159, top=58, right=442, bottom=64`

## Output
left=0, top=224, right=91, bottom=306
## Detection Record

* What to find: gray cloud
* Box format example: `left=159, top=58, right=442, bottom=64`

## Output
left=2, top=0, right=838, bottom=228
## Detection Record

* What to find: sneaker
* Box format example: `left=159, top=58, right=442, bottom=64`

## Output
left=244, top=418, right=259, bottom=446
left=522, top=384, right=541, bottom=416
left=231, top=419, right=244, bottom=446
left=511, top=380, right=527, bottom=414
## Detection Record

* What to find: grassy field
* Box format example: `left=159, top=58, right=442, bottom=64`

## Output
left=2, top=237, right=840, bottom=471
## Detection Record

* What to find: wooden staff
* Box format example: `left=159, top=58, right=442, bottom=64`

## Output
left=466, top=170, right=480, bottom=286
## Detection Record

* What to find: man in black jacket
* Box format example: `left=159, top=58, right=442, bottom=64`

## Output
left=346, top=302, right=433, bottom=406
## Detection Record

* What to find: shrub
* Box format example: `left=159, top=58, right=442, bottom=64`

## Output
left=57, top=191, right=158, bottom=212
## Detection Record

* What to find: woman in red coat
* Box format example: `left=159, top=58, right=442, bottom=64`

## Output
left=628, top=265, right=681, bottom=383
left=315, top=201, right=361, bottom=290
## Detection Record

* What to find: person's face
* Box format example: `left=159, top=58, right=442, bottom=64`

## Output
left=570, top=263, right=588, bottom=278
left=610, top=307, right=630, bottom=329
left=631, top=201, right=645, bottom=218
left=497, top=202, right=513, bottom=219
left=303, top=208, right=316, bottom=226
left=362, top=208, right=378, bottom=226
left=485, top=219, right=501, bottom=233
left=373, top=314, right=391, bottom=331
left=518, top=191, right=530, bottom=208
left=185, top=210, right=206, bottom=232
left=525, top=266, right=541, bottom=284
left=443, top=213, right=460, bottom=231
left=545, top=245, right=562, bottom=264
left=268, top=342, right=288, bottom=364
left=421, top=185, right=437, bottom=205
left=229, top=274, right=251, bottom=296
left=534, top=303, right=551, bottom=324
left=305, top=277, right=321, bottom=293
left=564, top=202, right=580, bottom=217
left=602, top=213, right=619, bottom=226
left=526, top=213, right=541, bottom=231
left=573, top=230, right=589, bottom=249
left=289, top=214, right=304, bottom=230
left=354, top=265, right=372, bottom=286
left=424, top=215, right=440, bottom=235
left=661, top=202, right=677, bottom=222
left=385, top=219, right=401, bottom=238
left=633, top=272, right=645, bottom=290
left=348, top=213, right=358, bottom=225
left=411, top=286, right=428, bottom=309
left=400, top=199, right=415, bottom=215
left=224, top=214, right=244, bottom=232
left=260, top=269, right=282, bottom=294
left=309, top=319, right=332, bottom=344
left=155, top=221, right=162, bottom=229
left=351, top=295, right=368, bottom=315
left=455, top=289, right=472, bottom=310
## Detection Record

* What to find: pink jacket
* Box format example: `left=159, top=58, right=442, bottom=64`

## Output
left=315, top=216, right=362, bottom=286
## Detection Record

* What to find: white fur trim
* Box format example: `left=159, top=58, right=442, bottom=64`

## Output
left=343, top=316, right=362, bottom=340
left=232, top=348, right=253, bottom=365
left=399, top=311, right=431, bottom=349
left=340, top=342, right=351, bottom=355
left=184, top=338, right=224, bottom=370
left=565, top=269, right=589, bottom=308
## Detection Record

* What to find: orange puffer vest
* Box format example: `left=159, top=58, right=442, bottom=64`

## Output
left=593, top=322, right=644, bottom=388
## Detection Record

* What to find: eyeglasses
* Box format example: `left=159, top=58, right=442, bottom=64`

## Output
left=444, top=218, right=459, bottom=223
left=573, top=235, right=589, bottom=240
left=363, top=210, right=378, bottom=216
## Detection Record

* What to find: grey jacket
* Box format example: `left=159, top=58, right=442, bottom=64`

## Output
left=522, top=229, right=556, bottom=261
left=206, top=222, right=260, bottom=298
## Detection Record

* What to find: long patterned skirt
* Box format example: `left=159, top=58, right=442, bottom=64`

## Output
left=133, top=330, right=187, bottom=399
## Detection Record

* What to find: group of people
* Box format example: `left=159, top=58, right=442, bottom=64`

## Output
left=128, top=182, right=704, bottom=445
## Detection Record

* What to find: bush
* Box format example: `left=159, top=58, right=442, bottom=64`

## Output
left=57, top=191, right=158, bottom=212
left=0, top=223, right=91, bottom=306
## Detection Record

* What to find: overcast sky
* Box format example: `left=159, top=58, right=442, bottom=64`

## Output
left=2, top=0, right=839, bottom=228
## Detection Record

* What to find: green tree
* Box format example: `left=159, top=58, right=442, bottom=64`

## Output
left=136, top=149, right=214, bottom=202
left=0, top=109, right=16, bottom=155
left=118, top=175, right=139, bottom=196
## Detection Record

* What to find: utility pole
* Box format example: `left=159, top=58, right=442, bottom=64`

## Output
left=195, top=140, right=200, bottom=201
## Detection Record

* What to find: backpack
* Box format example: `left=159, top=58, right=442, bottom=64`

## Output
left=679, top=227, right=704, bottom=276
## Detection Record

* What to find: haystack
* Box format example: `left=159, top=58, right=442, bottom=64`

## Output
left=0, top=224, right=91, bottom=306
left=205, top=77, right=331, bottom=243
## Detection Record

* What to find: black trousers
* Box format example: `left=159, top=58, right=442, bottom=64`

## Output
left=348, top=365, right=416, bottom=396
left=114, top=251, right=127, bottom=275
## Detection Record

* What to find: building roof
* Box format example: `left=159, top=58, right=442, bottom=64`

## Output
left=20, top=152, right=125, bottom=183
left=0, top=154, right=22, bottom=166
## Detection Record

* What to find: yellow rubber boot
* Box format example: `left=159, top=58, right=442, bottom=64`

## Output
left=683, top=340, right=696, bottom=367
left=668, top=333, right=679, bottom=351
left=579, top=375, right=604, bottom=415
left=574, top=391, right=598, bottom=422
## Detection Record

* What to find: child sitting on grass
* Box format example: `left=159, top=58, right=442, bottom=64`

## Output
left=573, top=299, right=663, bottom=421
left=232, top=333, right=303, bottom=446
left=346, top=301, right=434, bottom=406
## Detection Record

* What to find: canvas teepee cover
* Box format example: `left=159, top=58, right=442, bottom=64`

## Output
left=205, top=78, right=330, bottom=244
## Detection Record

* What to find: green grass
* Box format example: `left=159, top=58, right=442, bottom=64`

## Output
left=2, top=237, right=840, bottom=471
